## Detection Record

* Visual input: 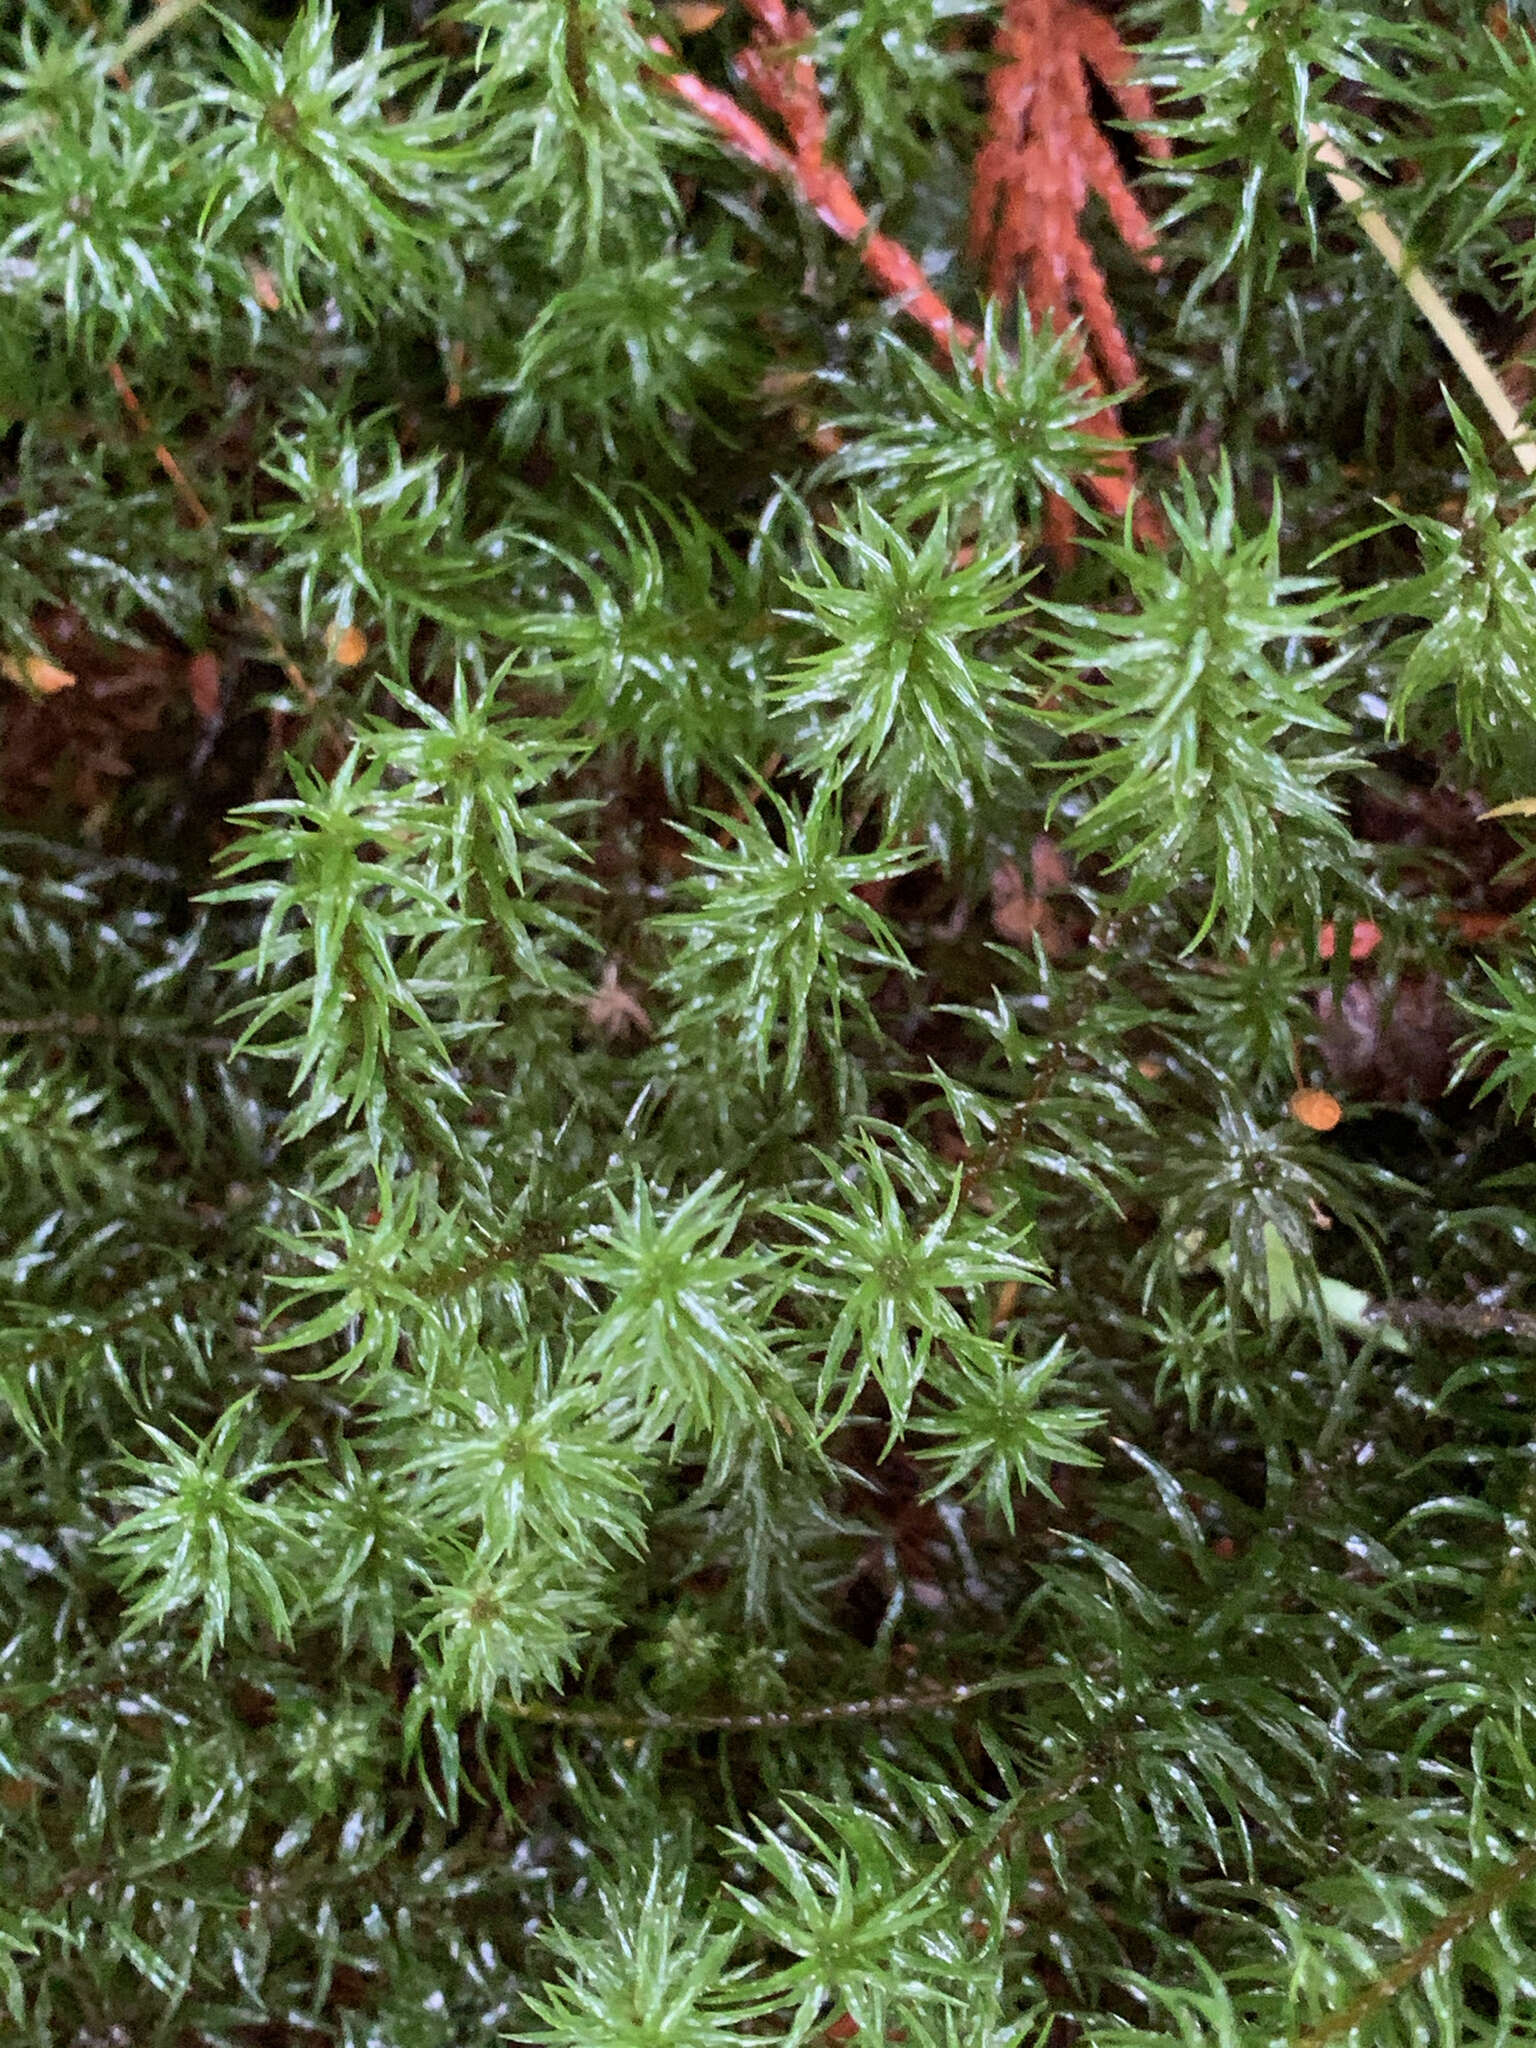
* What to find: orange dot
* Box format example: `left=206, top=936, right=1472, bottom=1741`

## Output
left=1290, top=1087, right=1343, bottom=1132
left=247, top=261, right=282, bottom=312
left=327, top=623, right=368, bottom=668
left=1317, top=919, right=1381, bottom=962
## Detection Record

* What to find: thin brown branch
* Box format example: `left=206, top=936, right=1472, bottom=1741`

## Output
left=1225, top=0, right=1536, bottom=477
left=0, top=1011, right=235, bottom=1056
left=108, top=363, right=319, bottom=714
left=1362, top=1296, right=1536, bottom=1345
left=495, top=1675, right=1000, bottom=1735
left=1294, top=1841, right=1536, bottom=2047
left=959, top=1040, right=1073, bottom=1213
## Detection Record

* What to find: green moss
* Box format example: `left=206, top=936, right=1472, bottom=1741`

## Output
left=3, top=2, right=1536, bottom=2042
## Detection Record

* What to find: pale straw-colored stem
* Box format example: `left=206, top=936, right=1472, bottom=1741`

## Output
left=1308, top=124, right=1536, bottom=477
left=1224, top=0, right=1536, bottom=474
left=0, top=0, right=209, bottom=152
left=119, top=0, right=210, bottom=64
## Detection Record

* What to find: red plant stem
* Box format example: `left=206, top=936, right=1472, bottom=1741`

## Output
left=648, top=14, right=1147, bottom=533
left=648, top=42, right=796, bottom=180
left=649, top=36, right=977, bottom=361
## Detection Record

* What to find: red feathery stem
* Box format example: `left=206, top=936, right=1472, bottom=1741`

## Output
left=650, top=0, right=1162, bottom=541
left=651, top=2, right=977, bottom=361
left=971, top=0, right=1169, bottom=391
left=970, top=0, right=1171, bottom=547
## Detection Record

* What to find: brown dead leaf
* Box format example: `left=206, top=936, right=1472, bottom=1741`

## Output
left=1029, top=832, right=1071, bottom=893
left=1443, top=909, right=1514, bottom=944
left=990, top=859, right=1038, bottom=943
left=1315, top=974, right=1458, bottom=1104
left=1, top=608, right=181, bottom=816
left=991, top=842, right=1072, bottom=953
left=586, top=960, right=653, bottom=1039
left=187, top=650, right=221, bottom=720
left=246, top=260, right=282, bottom=312
left=3, top=652, right=77, bottom=695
